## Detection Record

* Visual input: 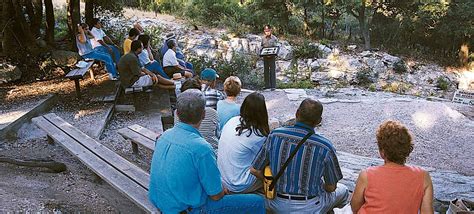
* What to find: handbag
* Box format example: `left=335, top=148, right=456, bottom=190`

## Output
left=263, top=130, right=314, bottom=200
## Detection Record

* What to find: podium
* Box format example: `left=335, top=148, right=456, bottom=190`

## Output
left=260, top=46, right=280, bottom=57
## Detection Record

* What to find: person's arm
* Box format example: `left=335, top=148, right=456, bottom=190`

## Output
left=420, top=171, right=434, bottom=214
left=141, top=67, right=158, bottom=83
left=322, top=150, right=344, bottom=192
left=104, top=35, right=116, bottom=46
left=351, top=170, right=368, bottom=213
left=77, top=24, right=87, bottom=44
left=147, top=46, right=154, bottom=61
left=250, top=167, right=264, bottom=180
left=209, top=185, right=229, bottom=201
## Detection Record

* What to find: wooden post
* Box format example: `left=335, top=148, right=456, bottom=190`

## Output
left=47, top=136, right=54, bottom=144
left=74, top=79, right=81, bottom=99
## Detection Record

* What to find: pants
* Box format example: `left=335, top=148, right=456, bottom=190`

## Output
left=163, top=66, right=185, bottom=78
left=263, top=56, right=276, bottom=89
left=145, top=61, right=170, bottom=79
left=94, top=45, right=121, bottom=65
left=189, top=194, right=265, bottom=214
left=82, top=50, right=118, bottom=78
left=266, top=183, right=350, bottom=214
left=178, top=59, right=195, bottom=76
left=131, top=75, right=153, bottom=88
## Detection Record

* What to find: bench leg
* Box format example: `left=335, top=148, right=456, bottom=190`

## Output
left=131, top=142, right=139, bottom=155
left=89, top=69, right=95, bottom=81
left=74, top=79, right=81, bottom=99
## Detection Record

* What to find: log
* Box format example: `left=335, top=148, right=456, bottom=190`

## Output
left=0, top=156, right=67, bottom=173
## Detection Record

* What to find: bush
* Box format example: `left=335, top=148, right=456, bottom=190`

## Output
left=144, top=26, right=163, bottom=49
left=277, top=80, right=314, bottom=89
left=292, top=40, right=322, bottom=59
left=356, top=67, right=375, bottom=86
left=436, top=76, right=450, bottom=91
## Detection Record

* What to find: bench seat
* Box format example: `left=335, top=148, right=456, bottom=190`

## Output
left=118, top=124, right=160, bottom=154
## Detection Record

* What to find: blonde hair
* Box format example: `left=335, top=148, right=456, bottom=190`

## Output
left=224, top=76, right=242, bottom=97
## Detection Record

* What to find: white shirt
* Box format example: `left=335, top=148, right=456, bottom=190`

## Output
left=138, top=50, right=151, bottom=66
left=217, top=116, right=266, bottom=192
left=163, top=49, right=179, bottom=67
left=90, top=27, right=106, bottom=48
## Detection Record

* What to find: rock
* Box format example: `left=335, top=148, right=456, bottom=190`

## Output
left=393, top=60, right=409, bottom=73
left=360, top=50, right=373, bottom=57
left=318, top=44, right=332, bottom=58
left=382, top=53, right=400, bottom=64
left=0, top=64, right=22, bottom=84
left=327, top=69, right=345, bottom=79
left=311, top=72, right=333, bottom=84
left=458, top=71, right=474, bottom=90
left=276, top=60, right=292, bottom=73
left=278, top=42, right=293, bottom=61
left=347, top=45, right=357, bottom=51
left=51, top=50, right=81, bottom=67
left=310, top=61, right=321, bottom=72
left=347, top=58, right=363, bottom=71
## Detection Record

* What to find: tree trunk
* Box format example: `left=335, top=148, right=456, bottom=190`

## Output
left=320, top=0, right=325, bottom=38
left=31, top=0, right=43, bottom=38
left=303, top=7, right=310, bottom=36
left=85, top=0, right=94, bottom=26
left=11, top=0, right=36, bottom=49
left=67, top=0, right=80, bottom=49
left=44, top=0, right=54, bottom=44
left=357, top=4, right=371, bottom=50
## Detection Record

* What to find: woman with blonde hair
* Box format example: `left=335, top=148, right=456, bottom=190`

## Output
left=217, top=76, right=242, bottom=135
left=351, top=120, right=434, bottom=214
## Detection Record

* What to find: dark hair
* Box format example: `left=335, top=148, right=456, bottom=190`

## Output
left=128, top=28, right=140, bottom=37
left=236, top=92, right=269, bottom=137
left=131, top=40, right=143, bottom=52
left=138, top=34, right=151, bottom=48
left=264, top=24, right=272, bottom=30
left=167, top=39, right=176, bottom=49
left=180, top=78, right=201, bottom=92
left=296, top=98, right=323, bottom=127
left=91, top=18, right=100, bottom=27
left=77, top=23, right=88, bottom=34
left=376, top=120, right=414, bottom=165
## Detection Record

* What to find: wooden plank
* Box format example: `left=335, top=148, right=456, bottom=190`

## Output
left=118, top=128, right=155, bottom=151
left=115, top=105, right=136, bottom=112
left=66, top=61, right=94, bottom=79
left=32, top=116, right=159, bottom=213
left=42, top=113, right=150, bottom=189
left=128, top=124, right=160, bottom=142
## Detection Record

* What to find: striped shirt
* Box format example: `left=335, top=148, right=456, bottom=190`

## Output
left=202, top=84, right=225, bottom=110
left=174, top=108, right=219, bottom=150
left=252, top=122, right=343, bottom=196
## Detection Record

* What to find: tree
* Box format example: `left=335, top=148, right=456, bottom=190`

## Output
left=345, top=0, right=379, bottom=50
left=67, top=0, right=80, bottom=49
left=85, top=0, right=94, bottom=26
left=44, top=0, right=55, bottom=44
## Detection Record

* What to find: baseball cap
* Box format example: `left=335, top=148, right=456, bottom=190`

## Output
left=200, top=68, right=219, bottom=81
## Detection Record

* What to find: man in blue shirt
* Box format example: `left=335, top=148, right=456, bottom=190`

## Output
left=149, top=89, right=265, bottom=214
left=251, top=98, right=350, bottom=213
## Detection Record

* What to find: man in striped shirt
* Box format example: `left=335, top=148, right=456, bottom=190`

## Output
left=251, top=98, right=349, bottom=213
left=201, top=68, right=225, bottom=109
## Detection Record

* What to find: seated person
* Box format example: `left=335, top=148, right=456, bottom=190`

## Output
left=200, top=68, right=225, bottom=110
left=90, top=18, right=121, bottom=64
left=218, top=92, right=269, bottom=194
left=76, top=23, right=118, bottom=80
left=149, top=89, right=265, bottom=214
left=217, top=76, right=242, bottom=135
left=162, top=39, right=193, bottom=78
left=137, top=34, right=173, bottom=82
left=161, top=33, right=194, bottom=72
left=118, top=40, right=173, bottom=90
left=251, top=98, right=350, bottom=213
left=351, top=120, right=434, bottom=213
left=123, top=28, right=140, bottom=54
left=173, top=78, right=219, bottom=150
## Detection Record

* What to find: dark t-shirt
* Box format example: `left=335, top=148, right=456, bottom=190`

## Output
left=118, top=52, right=141, bottom=88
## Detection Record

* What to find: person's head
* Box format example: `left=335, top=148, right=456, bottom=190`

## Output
left=180, top=78, right=201, bottom=93
left=264, top=24, right=272, bottom=36
left=224, top=76, right=241, bottom=97
left=376, top=120, right=414, bottom=165
left=91, top=18, right=102, bottom=29
left=128, top=28, right=140, bottom=40
left=78, top=23, right=89, bottom=34
left=176, top=89, right=206, bottom=126
left=167, top=39, right=176, bottom=50
left=200, top=68, right=219, bottom=86
left=236, top=92, right=269, bottom=137
left=138, top=34, right=151, bottom=48
left=165, top=33, right=176, bottom=42
left=296, top=98, right=323, bottom=128
left=131, top=40, right=143, bottom=54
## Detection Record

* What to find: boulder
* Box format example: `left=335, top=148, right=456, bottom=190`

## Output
left=318, top=44, right=332, bottom=58
left=360, top=50, right=373, bottom=57
left=347, top=45, right=357, bottom=51
left=278, top=41, right=293, bottom=60
left=0, top=64, right=22, bottom=84
left=458, top=71, right=474, bottom=90
left=393, top=60, right=409, bottom=73
left=382, top=53, right=400, bottom=64
left=51, top=50, right=81, bottom=67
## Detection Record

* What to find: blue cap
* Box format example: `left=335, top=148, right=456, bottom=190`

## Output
left=201, top=68, right=219, bottom=81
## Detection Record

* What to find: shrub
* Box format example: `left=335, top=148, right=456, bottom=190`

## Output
left=277, top=80, right=314, bottom=89
left=292, top=40, right=322, bottom=59
left=436, top=76, right=450, bottom=91
left=144, top=26, right=164, bottom=49
left=356, top=67, right=375, bottom=86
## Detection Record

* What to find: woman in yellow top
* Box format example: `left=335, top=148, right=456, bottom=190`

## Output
left=123, top=28, right=140, bottom=54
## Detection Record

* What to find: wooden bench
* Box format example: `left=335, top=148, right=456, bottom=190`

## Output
left=65, top=60, right=95, bottom=99
left=32, top=113, right=159, bottom=213
left=118, top=124, right=160, bottom=154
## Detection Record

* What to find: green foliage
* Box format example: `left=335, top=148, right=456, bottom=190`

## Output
left=293, top=40, right=322, bottom=59
left=143, top=26, right=163, bottom=48
left=436, top=76, right=450, bottom=91
left=53, top=7, right=69, bottom=40
left=356, top=67, right=375, bottom=86
left=368, top=84, right=377, bottom=92
left=277, top=80, right=314, bottom=89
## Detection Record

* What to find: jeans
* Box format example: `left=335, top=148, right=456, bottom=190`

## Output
left=189, top=194, right=265, bottom=214
left=145, top=61, right=170, bottom=79
left=82, top=50, right=118, bottom=78
left=263, top=56, right=276, bottom=89
left=266, top=183, right=350, bottom=214
left=178, top=59, right=195, bottom=75
left=94, top=45, right=121, bottom=64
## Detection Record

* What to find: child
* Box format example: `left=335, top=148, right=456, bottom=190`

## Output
left=200, top=68, right=225, bottom=109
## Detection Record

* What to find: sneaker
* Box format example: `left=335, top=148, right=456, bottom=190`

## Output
left=110, top=76, right=119, bottom=81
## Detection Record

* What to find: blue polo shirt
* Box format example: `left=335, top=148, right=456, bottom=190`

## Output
left=149, top=122, right=223, bottom=213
